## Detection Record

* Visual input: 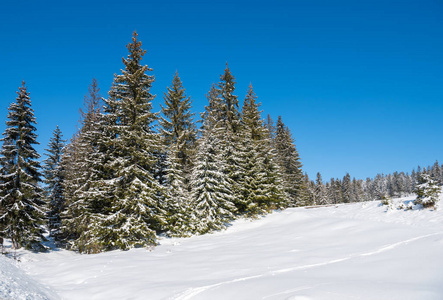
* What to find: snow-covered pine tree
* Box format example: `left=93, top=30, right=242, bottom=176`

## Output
left=160, top=71, right=197, bottom=179
left=431, top=161, right=441, bottom=184
left=80, top=32, right=165, bottom=252
left=238, top=84, right=285, bottom=215
left=217, top=64, right=244, bottom=210
left=163, top=143, right=194, bottom=237
left=60, top=79, right=105, bottom=251
left=190, top=125, right=236, bottom=234
left=328, top=178, right=338, bottom=204
left=274, top=116, right=306, bottom=206
left=0, top=82, right=46, bottom=251
left=303, top=173, right=315, bottom=206
left=43, top=126, right=66, bottom=240
left=314, top=172, right=328, bottom=205
left=414, top=173, right=441, bottom=208
left=219, top=63, right=241, bottom=133
left=342, top=173, right=352, bottom=203
left=189, top=85, right=237, bottom=233
left=351, top=178, right=364, bottom=202
left=265, top=114, right=276, bottom=141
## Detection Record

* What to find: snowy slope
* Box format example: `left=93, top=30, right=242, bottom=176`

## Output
left=5, top=196, right=443, bottom=300
left=0, top=255, right=59, bottom=300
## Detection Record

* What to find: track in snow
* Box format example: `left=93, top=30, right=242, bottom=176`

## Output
left=172, top=232, right=443, bottom=300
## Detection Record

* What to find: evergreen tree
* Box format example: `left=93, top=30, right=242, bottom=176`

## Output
left=190, top=125, right=236, bottom=234
left=219, top=63, right=241, bottom=133
left=43, top=126, right=66, bottom=239
left=163, top=143, right=194, bottom=237
left=0, top=82, right=46, bottom=251
left=342, top=173, right=352, bottom=203
left=431, top=161, right=441, bottom=184
left=238, top=84, right=285, bottom=215
left=160, top=71, right=197, bottom=178
left=315, top=172, right=328, bottom=205
left=266, top=114, right=276, bottom=140
left=303, top=173, right=315, bottom=206
left=351, top=178, right=364, bottom=202
left=414, top=173, right=441, bottom=208
left=60, top=79, right=104, bottom=250
left=218, top=65, right=244, bottom=210
left=79, top=32, right=165, bottom=252
left=274, top=116, right=306, bottom=206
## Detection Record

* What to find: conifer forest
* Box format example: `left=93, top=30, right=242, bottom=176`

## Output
left=1, top=32, right=442, bottom=254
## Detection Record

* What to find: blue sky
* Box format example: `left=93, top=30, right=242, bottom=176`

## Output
left=0, top=0, right=442, bottom=181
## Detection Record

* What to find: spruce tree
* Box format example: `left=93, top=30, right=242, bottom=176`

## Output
left=190, top=125, right=236, bottom=234
left=43, top=126, right=66, bottom=239
left=163, top=143, right=194, bottom=237
left=218, top=64, right=244, bottom=210
left=274, top=116, right=306, bottom=206
left=60, top=79, right=104, bottom=250
left=342, top=173, right=352, bottom=203
left=219, top=63, right=241, bottom=133
left=0, top=82, right=46, bottom=251
left=414, top=173, right=441, bottom=208
left=189, top=84, right=237, bottom=233
left=239, top=84, right=285, bottom=215
left=80, top=32, right=165, bottom=252
left=266, top=114, right=276, bottom=140
left=303, top=173, right=315, bottom=206
left=314, top=172, right=328, bottom=205
left=159, top=71, right=197, bottom=177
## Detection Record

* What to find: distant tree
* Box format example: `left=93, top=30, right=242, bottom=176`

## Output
left=314, top=172, right=328, bottom=205
left=303, top=173, right=315, bottom=206
left=43, top=126, right=66, bottom=239
left=0, top=82, right=46, bottom=251
left=351, top=178, right=364, bottom=202
left=431, top=161, right=441, bottom=184
left=342, top=173, right=352, bottom=203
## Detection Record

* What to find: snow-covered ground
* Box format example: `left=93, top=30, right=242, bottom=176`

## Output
left=2, top=196, right=443, bottom=300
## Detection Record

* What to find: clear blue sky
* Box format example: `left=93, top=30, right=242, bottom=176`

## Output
left=0, top=0, right=442, bottom=181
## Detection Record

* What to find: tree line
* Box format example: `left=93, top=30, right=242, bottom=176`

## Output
left=0, top=32, right=440, bottom=253
left=304, top=162, right=443, bottom=205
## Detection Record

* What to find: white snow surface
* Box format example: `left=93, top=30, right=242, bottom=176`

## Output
left=3, top=196, right=443, bottom=300
left=0, top=254, right=58, bottom=300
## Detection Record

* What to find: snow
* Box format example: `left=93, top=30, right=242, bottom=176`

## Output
left=0, top=255, right=59, bottom=300
left=3, top=196, right=443, bottom=299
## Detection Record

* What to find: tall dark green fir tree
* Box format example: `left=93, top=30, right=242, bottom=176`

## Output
left=60, top=79, right=104, bottom=251
left=238, top=84, right=285, bottom=215
left=274, top=116, right=306, bottom=206
left=81, top=31, right=165, bottom=252
left=43, top=126, right=66, bottom=240
left=0, top=82, right=46, bottom=251
left=160, top=71, right=197, bottom=176
left=218, top=64, right=244, bottom=210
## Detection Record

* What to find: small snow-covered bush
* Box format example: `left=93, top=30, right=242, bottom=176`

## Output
left=380, top=195, right=391, bottom=206
left=414, top=174, right=441, bottom=208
